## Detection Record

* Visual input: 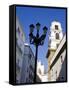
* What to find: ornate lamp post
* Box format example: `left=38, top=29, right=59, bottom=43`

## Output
left=29, top=22, right=48, bottom=83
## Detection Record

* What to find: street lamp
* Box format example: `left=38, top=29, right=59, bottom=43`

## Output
left=29, top=22, right=48, bottom=83
left=29, top=24, right=35, bottom=33
left=36, top=22, right=41, bottom=32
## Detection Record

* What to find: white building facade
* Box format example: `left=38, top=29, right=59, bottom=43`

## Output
left=20, top=43, right=35, bottom=83
left=16, top=17, right=35, bottom=84
left=16, top=17, right=25, bottom=83
left=46, top=21, right=67, bottom=81
left=36, top=61, right=48, bottom=82
left=50, top=34, right=66, bottom=81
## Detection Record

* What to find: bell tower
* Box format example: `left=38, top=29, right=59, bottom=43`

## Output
left=46, top=21, right=63, bottom=80
left=49, top=21, right=63, bottom=50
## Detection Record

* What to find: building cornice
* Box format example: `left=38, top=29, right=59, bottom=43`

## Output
left=46, top=49, right=56, bottom=58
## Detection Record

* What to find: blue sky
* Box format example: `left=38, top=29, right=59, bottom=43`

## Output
left=16, top=6, right=66, bottom=71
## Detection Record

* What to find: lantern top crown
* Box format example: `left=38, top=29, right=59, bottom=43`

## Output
left=29, top=24, right=35, bottom=28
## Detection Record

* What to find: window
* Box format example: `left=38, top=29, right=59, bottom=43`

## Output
left=48, top=44, right=50, bottom=48
left=57, top=44, right=59, bottom=48
left=61, top=76, right=64, bottom=79
left=29, top=73, right=34, bottom=80
left=16, top=80, right=19, bottom=83
left=18, top=46, right=22, bottom=54
left=38, top=69, right=41, bottom=74
left=48, top=40, right=51, bottom=47
left=44, top=70, right=46, bottom=74
left=61, top=55, right=63, bottom=63
left=17, top=59, right=19, bottom=64
left=26, top=78, right=29, bottom=82
left=55, top=25, right=58, bottom=30
left=28, top=54, right=31, bottom=59
left=57, top=76, right=64, bottom=80
left=30, top=65, right=34, bottom=71
left=56, top=71, right=57, bottom=74
left=22, top=33, right=23, bottom=37
left=49, top=40, right=51, bottom=44
left=52, top=69, right=53, bottom=77
left=55, top=71, right=57, bottom=80
left=18, top=27, right=20, bottom=34
left=27, top=68, right=29, bottom=73
left=56, top=33, right=59, bottom=39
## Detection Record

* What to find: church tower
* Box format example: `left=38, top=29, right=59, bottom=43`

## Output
left=46, top=21, right=63, bottom=80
